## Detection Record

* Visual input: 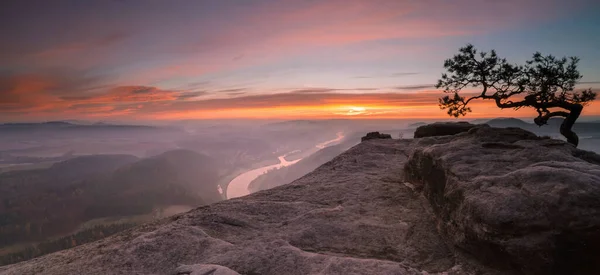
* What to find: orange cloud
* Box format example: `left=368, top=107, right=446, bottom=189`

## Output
left=0, top=74, right=68, bottom=112
left=92, top=86, right=179, bottom=103
left=1, top=71, right=598, bottom=122
left=0, top=73, right=181, bottom=117
left=138, top=91, right=600, bottom=120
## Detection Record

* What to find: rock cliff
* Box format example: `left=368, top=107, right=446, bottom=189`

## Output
left=1, top=123, right=599, bottom=275
left=406, top=124, right=600, bottom=274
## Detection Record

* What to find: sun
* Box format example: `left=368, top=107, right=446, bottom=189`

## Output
left=340, top=106, right=367, bottom=116
left=349, top=106, right=366, bottom=112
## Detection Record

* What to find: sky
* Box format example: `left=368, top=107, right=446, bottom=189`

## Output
left=1, top=0, right=599, bottom=122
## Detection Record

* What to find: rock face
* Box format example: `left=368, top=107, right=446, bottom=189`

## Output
left=360, top=131, right=392, bottom=142
left=413, top=121, right=477, bottom=138
left=405, top=124, right=600, bottom=274
left=2, top=124, right=599, bottom=275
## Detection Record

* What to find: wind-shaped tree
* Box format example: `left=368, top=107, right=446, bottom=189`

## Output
left=436, top=44, right=596, bottom=146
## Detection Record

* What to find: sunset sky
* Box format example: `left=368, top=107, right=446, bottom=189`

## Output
left=1, top=0, right=599, bottom=122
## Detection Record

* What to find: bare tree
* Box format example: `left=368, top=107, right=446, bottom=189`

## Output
left=436, top=44, right=596, bottom=146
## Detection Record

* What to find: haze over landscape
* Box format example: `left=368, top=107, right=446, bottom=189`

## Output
left=1, top=1, right=600, bottom=274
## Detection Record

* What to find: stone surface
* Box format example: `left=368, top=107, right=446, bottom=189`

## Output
left=2, top=125, right=599, bottom=275
left=175, top=264, right=240, bottom=275
left=360, top=131, right=392, bottom=142
left=413, top=122, right=477, bottom=138
left=405, top=125, right=600, bottom=274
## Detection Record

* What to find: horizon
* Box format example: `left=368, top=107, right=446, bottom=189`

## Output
left=2, top=0, right=600, bottom=122
left=4, top=115, right=600, bottom=126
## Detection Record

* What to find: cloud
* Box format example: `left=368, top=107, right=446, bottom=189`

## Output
left=0, top=71, right=106, bottom=112
left=214, top=88, right=247, bottom=94
left=352, top=72, right=420, bottom=79
left=225, top=91, right=247, bottom=96
left=178, top=0, right=589, bottom=59
left=102, top=86, right=178, bottom=102
left=176, top=91, right=208, bottom=100
left=33, top=32, right=130, bottom=59
left=3, top=0, right=594, bottom=88
left=394, top=84, right=436, bottom=91
left=288, top=88, right=338, bottom=94
left=125, top=0, right=593, bottom=84
left=390, top=72, right=420, bottom=77
left=232, top=54, right=245, bottom=61
left=288, top=88, right=379, bottom=94
left=0, top=71, right=182, bottom=115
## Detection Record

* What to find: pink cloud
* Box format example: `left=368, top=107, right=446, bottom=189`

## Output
left=130, top=0, right=591, bottom=84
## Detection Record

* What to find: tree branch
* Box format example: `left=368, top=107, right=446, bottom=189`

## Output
left=534, top=111, right=570, bottom=126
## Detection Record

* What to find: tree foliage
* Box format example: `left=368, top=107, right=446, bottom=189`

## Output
left=436, top=44, right=596, bottom=146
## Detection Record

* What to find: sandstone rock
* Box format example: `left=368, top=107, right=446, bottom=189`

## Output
left=405, top=126, right=600, bottom=274
left=175, top=264, right=240, bottom=275
left=413, top=122, right=478, bottom=138
left=361, top=131, right=392, bottom=142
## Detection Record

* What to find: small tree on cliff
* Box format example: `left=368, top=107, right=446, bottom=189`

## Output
left=436, top=44, right=596, bottom=146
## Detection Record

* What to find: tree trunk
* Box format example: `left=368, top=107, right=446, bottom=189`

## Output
left=560, top=104, right=583, bottom=147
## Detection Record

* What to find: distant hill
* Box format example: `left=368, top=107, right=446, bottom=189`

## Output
left=48, top=155, right=140, bottom=183
left=407, top=122, right=427, bottom=128
left=0, top=121, right=164, bottom=132
left=483, top=118, right=531, bottom=128
left=265, top=119, right=349, bottom=127
left=266, top=120, right=322, bottom=127
left=0, top=150, right=222, bottom=252
left=85, top=150, right=223, bottom=218
left=0, top=154, right=140, bottom=247
left=471, top=118, right=492, bottom=124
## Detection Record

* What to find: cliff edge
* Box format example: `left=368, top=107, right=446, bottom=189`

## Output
left=1, top=123, right=599, bottom=275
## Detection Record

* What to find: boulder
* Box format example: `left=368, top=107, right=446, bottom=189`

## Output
left=413, top=122, right=478, bottom=138
left=405, top=126, right=600, bottom=274
left=361, top=132, right=392, bottom=142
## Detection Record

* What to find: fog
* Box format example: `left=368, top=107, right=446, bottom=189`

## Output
left=0, top=119, right=422, bottom=172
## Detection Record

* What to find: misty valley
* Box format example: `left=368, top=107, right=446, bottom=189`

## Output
left=1, top=118, right=599, bottom=266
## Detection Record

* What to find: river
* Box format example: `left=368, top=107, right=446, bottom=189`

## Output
left=315, top=132, right=344, bottom=149
left=226, top=132, right=344, bottom=199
